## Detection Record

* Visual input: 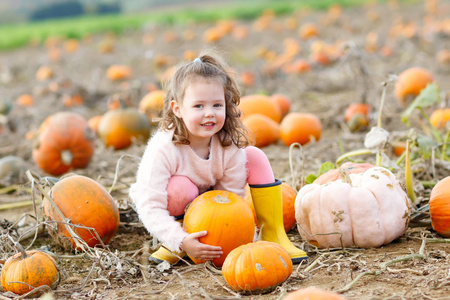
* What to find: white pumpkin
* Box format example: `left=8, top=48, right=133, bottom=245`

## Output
left=295, top=167, right=411, bottom=248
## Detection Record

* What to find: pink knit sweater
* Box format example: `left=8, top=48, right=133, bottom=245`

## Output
left=129, top=129, right=247, bottom=252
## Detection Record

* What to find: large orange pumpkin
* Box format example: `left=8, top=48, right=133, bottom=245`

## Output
left=283, top=286, right=348, bottom=300
left=98, top=107, right=151, bottom=150
left=43, top=175, right=120, bottom=251
left=32, top=112, right=96, bottom=176
left=1, top=250, right=59, bottom=295
left=394, top=67, right=434, bottom=106
left=183, top=190, right=255, bottom=267
left=222, top=241, right=292, bottom=293
left=429, top=176, right=450, bottom=237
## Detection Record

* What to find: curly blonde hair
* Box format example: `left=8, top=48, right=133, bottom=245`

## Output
left=160, top=50, right=250, bottom=148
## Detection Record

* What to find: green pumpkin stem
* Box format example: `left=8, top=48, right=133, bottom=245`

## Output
left=404, top=139, right=417, bottom=204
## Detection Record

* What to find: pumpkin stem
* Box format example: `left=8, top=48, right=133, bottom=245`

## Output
left=6, top=235, right=28, bottom=259
left=338, top=168, right=353, bottom=186
left=214, top=194, right=231, bottom=204
left=60, top=150, right=73, bottom=166
left=404, top=139, right=417, bottom=204
left=336, top=149, right=373, bottom=166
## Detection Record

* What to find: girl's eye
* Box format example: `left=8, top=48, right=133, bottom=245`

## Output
left=194, top=104, right=203, bottom=108
left=214, top=103, right=223, bottom=108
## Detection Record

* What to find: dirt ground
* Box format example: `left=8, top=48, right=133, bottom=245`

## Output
left=1, top=1, right=450, bottom=299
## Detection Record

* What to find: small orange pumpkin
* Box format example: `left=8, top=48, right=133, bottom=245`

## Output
left=394, top=67, right=434, bottom=106
left=283, top=286, right=348, bottom=300
left=98, top=107, right=151, bottom=150
left=183, top=190, right=255, bottom=267
left=138, top=90, right=165, bottom=123
left=239, top=94, right=282, bottom=123
left=36, top=66, right=54, bottom=81
left=222, top=241, right=292, bottom=293
left=344, top=103, right=370, bottom=132
left=87, top=115, right=103, bottom=135
left=16, top=94, right=34, bottom=107
left=32, top=112, right=96, bottom=175
left=43, top=175, right=120, bottom=250
left=270, top=94, right=292, bottom=117
left=280, top=112, right=322, bottom=146
left=243, top=114, right=280, bottom=148
left=1, top=249, right=59, bottom=295
left=106, top=65, right=132, bottom=81
left=429, top=176, right=450, bottom=237
left=429, top=108, right=450, bottom=130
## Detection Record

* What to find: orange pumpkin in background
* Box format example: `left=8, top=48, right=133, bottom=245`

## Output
left=183, top=190, right=255, bottom=267
left=98, top=107, right=151, bottom=150
left=270, top=94, right=292, bottom=117
left=138, top=89, right=165, bottom=124
left=429, top=176, right=450, bottom=237
left=239, top=94, right=282, bottom=123
left=106, top=65, right=132, bottom=81
left=243, top=114, right=280, bottom=148
left=43, top=175, right=120, bottom=251
left=344, top=103, right=370, bottom=132
left=32, top=112, right=96, bottom=175
left=394, top=67, right=434, bottom=106
left=429, top=108, right=450, bottom=130
left=280, top=112, right=322, bottom=146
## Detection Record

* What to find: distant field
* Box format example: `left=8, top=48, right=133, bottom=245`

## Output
left=0, top=0, right=414, bottom=51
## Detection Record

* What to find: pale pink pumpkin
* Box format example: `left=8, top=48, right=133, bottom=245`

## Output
left=295, top=167, right=411, bottom=248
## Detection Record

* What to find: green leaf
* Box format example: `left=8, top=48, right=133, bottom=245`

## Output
left=416, top=134, right=438, bottom=159
left=305, top=174, right=318, bottom=184
left=318, top=161, right=335, bottom=175
left=401, top=82, right=441, bottom=124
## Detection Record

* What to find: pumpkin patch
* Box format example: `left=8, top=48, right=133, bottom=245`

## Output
left=1, top=1, right=450, bottom=298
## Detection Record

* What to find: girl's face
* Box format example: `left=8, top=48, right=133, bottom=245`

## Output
left=171, top=77, right=226, bottom=145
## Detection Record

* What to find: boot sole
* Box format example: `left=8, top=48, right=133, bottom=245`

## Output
left=291, top=256, right=308, bottom=264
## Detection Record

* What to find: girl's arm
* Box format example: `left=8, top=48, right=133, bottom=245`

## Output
left=129, top=134, right=188, bottom=252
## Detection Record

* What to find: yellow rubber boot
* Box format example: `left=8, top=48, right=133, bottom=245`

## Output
left=250, top=179, right=308, bottom=263
left=150, top=218, right=186, bottom=265
left=149, top=245, right=186, bottom=265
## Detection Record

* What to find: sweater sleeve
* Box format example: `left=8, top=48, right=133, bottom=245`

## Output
left=128, top=131, right=188, bottom=252
left=214, top=147, right=247, bottom=198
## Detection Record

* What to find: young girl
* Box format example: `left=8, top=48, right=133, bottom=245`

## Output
left=129, top=51, right=308, bottom=264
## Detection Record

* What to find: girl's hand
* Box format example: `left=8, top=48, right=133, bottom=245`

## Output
left=181, top=231, right=223, bottom=261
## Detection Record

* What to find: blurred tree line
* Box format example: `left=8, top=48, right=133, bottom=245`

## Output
left=0, top=0, right=227, bottom=24
left=30, top=1, right=121, bottom=21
